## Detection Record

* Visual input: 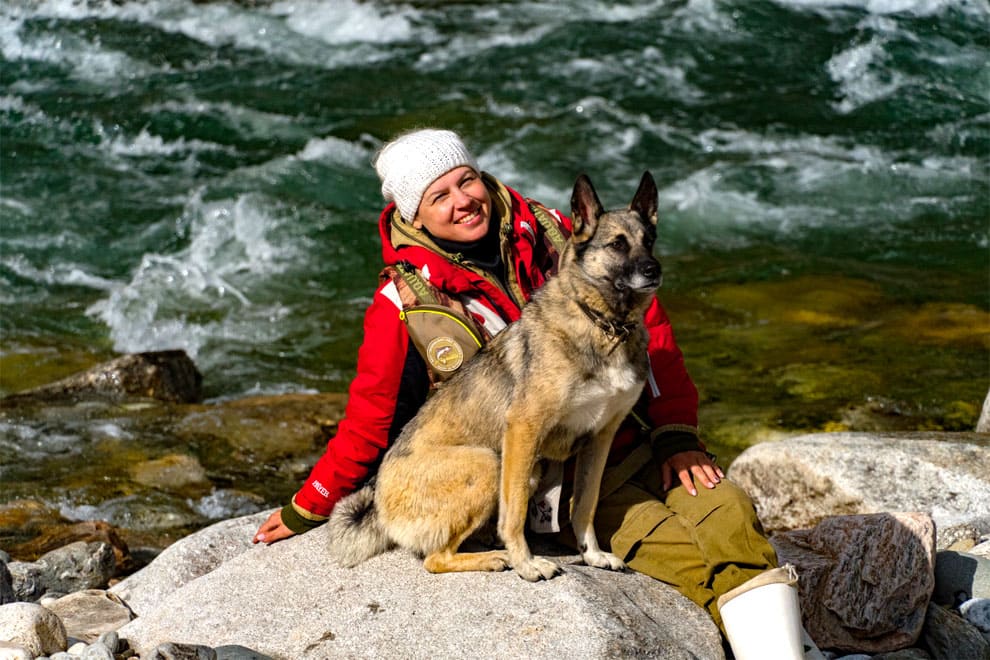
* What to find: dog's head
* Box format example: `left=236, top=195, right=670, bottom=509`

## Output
left=568, top=171, right=662, bottom=307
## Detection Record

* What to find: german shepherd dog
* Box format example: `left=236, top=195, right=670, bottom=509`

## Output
left=327, top=172, right=661, bottom=582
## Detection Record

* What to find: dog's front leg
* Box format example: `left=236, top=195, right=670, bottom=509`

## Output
left=499, top=419, right=561, bottom=582
left=571, top=419, right=626, bottom=572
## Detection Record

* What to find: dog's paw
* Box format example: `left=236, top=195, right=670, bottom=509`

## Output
left=582, top=550, right=626, bottom=572
left=513, top=556, right=562, bottom=582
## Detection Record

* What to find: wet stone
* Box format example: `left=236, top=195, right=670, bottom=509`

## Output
left=1, top=350, right=202, bottom=406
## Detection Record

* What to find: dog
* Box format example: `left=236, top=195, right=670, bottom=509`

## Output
left=327, top=171, right=662, bottom=582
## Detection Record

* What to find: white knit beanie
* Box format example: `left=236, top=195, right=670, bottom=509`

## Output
left=374, top=129, right=480, bottom=222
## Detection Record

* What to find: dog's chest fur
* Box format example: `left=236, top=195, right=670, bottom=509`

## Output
left=537, top=339, right=647, bottom=461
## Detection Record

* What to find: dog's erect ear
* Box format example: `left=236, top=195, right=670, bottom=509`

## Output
left=630, top=171, right=658, bottom=227
left=570, top=173, right=604, bottom=243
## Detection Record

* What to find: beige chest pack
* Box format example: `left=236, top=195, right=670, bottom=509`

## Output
left=382, top=262, right=490, bottom=386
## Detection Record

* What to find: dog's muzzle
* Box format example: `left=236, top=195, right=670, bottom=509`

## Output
left=618, top=258, right=662, bottom=292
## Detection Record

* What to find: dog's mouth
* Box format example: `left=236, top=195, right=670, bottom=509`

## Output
left=616, top=276, right=662, bottom=293
left=616, top=263, right=662, bottom=293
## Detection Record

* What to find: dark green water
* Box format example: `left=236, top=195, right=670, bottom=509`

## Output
left=1, top=0, right=987, bottom=546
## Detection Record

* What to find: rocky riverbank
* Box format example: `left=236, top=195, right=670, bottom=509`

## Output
left=2, top=431, right=989, bottom=659
left=1, top=354, right=988, bottom=658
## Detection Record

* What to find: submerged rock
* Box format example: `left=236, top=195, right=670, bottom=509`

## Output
left=7, top=541, right=116, bottom=602
left=130, top=454, right=212, bottom=497
left=1, top=350, right=202, bottom=406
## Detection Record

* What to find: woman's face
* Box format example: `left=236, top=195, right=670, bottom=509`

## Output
left=413, top=166, right=491, bottom=243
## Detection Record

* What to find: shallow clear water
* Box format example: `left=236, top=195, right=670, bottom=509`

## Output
left=1, top=0, right=988, bottom=545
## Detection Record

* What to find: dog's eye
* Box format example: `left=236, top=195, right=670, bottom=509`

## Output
left=608, top=236, right=628, bottom=252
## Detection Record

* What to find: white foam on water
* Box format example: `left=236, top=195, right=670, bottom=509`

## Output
left=101, top=127, right=235, bottom=159
left=0, top=421, right=83, bottom=460
left=771, top=0, right=988, bottom=17
left=660, top=125, right=985, bottom=245
left=4, top=0, right=417, bottom=73
left=0, top=253, right=119, bottom=291
left=188, top=489, right=264, bottom=520
left=91, top=423, right=133, bottom=441
left=826, top=33, right=910, bottom=114
left=271, top=0, right=419, bottom=45
left=86, top=191, right=302, bottom=362
left=295, top=135, right=373, bottom=167
left=1, top=5, right=154, bottom=83
left=662, top=167, right=799, bottom=247
left=147, top=99, right=310, bottom=143
left=415, top=20, right=557, bottom=71
left=561, top=47, right=705, bottom=104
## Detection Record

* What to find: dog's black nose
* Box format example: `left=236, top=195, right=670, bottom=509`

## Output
left=639, top=259, right=661, bottom=281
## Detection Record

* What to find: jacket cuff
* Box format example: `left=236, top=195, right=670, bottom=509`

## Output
left=281, top=496, right=328, bottom=534
left=649, top=428, right=702, bottom=467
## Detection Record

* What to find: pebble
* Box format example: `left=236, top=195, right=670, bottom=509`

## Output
left=961, top=597, right=990, bottom=639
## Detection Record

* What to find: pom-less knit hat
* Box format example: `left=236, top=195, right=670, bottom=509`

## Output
left=374, top=129, right=480, bottom=222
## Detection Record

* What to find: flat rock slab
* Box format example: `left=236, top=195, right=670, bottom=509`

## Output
left=117, top=519, right=723, bottom=659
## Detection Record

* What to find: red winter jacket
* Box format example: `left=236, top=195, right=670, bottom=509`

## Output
left=281, top=174, right=699, bottom=532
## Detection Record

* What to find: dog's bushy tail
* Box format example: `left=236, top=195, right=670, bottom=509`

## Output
left=326, top=483, right=393, bottom=567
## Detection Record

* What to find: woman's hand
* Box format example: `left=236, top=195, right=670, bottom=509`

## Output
left=252, top=508, right=296, bottom=545
left=661, top=450, right=724, bottom=496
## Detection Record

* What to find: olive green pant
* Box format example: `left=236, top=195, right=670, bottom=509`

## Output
left=556, top=459, right=778, bottom=633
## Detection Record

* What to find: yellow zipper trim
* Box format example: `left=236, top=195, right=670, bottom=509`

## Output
left=399, top=307, right=484, bottom=348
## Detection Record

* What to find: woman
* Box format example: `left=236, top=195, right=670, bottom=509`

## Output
left=252, top=128, right=819, bottom=659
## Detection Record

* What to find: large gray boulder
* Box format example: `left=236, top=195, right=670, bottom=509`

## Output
left=115, top=518, right=723, bottom=659
left=110, top=511, right=269, bottom=617
left=728, top=432, right=990, bottom=546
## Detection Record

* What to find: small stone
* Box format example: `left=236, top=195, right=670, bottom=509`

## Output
left=14, top=542, right=118, bottom=600
left=920, top=602, right=990, bottom=660
left=130, top=454, right=211, bottom=496
left=7, top=560, right=46, bottom=601
left=960, top=598, right=990, bottom=637
left=0, top=602, right=68, bottom=656
left=97, top=631, right=119, bottom=653
left=972, top=540, right=990, bottom=560
left=44, top=590, right=133, bottom=644
left=214, top=645, right=274, bottom=660
left=39, top=591, right=67, bottom=606
left=145, top=642, right=218, bottom=660
left=68, top=641, right=88, bottom=653
left=0, top=641, right=33, bottom=660
left=80, top=640, right=114, bottom=659
left=0, top=562, right=13, bottom=606
left=872, top=649, right=933, bottom=660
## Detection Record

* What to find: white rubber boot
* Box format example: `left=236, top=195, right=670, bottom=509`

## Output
left=716, top=565, right=825, bottom=660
